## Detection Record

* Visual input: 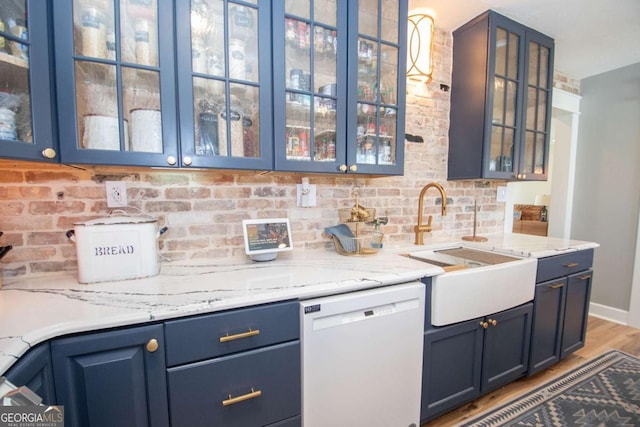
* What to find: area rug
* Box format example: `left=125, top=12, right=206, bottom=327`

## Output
left=459, top=350, right=640, bottom=426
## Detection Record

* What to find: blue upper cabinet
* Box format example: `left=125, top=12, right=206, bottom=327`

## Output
left=175, top=0, right=273, bottom=170
left=273, top=0, right=407, bottom=175
left=0, top=0, right=58, bottom=163
left=53, top=0, right=179, bottom=167
left=448, top=10, right=554, bottom=181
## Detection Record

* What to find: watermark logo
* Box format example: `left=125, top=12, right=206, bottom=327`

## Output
left=0, top=406, right=64, bottom=427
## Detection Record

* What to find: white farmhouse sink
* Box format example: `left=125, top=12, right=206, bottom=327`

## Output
left=405, top=247, right=537, bottom=326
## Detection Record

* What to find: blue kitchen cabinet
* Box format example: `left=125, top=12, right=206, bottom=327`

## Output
left=165, top=301, right=301, bottom=427
left=174, top=0, right=274, bottom=170
left=421, top=303, right=532, bottom=423
left=53, top=0, right=180, bottom=167
left=529, top=249, right=594, bottom=375
left=448, top=10, right=554, bottom=181
left=53, top=0, right=275, bottom=170
left=0, top=0, right=58, bottom=163
left=3, top=343, right=56, bottom=405
left=272, top=0, right=407, bottom=175
left=50, top=324, right=169, bottom=427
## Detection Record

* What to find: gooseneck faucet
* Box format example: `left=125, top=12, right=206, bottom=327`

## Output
left=414, top=182, right=447, bottom=245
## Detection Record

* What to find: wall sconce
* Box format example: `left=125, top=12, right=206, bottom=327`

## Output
left=407, top=13, right=435, bottom=83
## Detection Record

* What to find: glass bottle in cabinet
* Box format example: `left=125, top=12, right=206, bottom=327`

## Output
left=348, top=0, right=406, bottom=174
left=176, top=0, right=273, bottom=170
left=273, top=0, right=347, bottom=173
left=0, top=1, right=57, bottom=162
left=55, top=0, right=178, bottom=166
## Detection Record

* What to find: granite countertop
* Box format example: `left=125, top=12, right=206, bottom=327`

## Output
left=0, top=233, right=598, bottom=375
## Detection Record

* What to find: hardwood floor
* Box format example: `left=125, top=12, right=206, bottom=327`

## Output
left=422, top=316, right=640, bottom=426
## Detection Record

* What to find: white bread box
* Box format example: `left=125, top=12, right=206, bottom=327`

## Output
left=66, top=215, right=167, bottom=284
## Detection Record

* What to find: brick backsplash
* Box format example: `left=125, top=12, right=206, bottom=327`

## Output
left=0, top=28, right=512, bottom=280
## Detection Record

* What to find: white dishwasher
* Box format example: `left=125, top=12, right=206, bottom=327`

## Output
left=300, top=282, right=425, bottom=427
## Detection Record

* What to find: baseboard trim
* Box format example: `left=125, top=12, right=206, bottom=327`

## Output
left=589, top=302, right=629, bottom=325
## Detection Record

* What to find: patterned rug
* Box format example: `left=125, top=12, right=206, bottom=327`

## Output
left=459, top=350, right=640, bottom=426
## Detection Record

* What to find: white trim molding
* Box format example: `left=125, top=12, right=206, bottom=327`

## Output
left=589, top=302, right=630, bottom=326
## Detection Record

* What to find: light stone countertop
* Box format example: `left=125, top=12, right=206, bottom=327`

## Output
left=0, top=233, right=598, bottom=376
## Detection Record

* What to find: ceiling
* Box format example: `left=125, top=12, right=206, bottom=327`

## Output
left=408, top=0, right=640, bottom=80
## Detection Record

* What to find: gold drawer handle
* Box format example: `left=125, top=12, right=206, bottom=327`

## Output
left=480, top=321, right=489, bottom=329
left=549, top=283, right=565, bottom=289
left=489, top=319, right=497, bottom=327
left=222, top=388, right=262, bottom=406
left=219, top=329, right=260, bottom=343
left=578, top=275, right=592, bottom=281
left=564, top=262, right=579, bottom=268
left=146, top=339, right=159, bottom=353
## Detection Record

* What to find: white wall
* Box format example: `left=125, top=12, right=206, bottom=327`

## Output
left=572, top=62, right=640, bottom=313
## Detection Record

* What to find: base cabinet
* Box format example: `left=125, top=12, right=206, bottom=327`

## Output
left=3, top=343, right=56, bottom=405
left=529, top=249, right=594, bottom=375
left=51, top=324, right=169, bottom=427
left=421, top=303, right=532, bottom=422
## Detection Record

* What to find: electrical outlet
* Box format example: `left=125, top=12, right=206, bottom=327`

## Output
left=496, top=186, right=508, bottom=202
left=105, top=181, right=128, bottom=208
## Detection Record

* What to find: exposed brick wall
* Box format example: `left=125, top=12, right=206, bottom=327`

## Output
left=0, top=28, right=509, bottom=280
left=553, top=70, right=581, bottom=95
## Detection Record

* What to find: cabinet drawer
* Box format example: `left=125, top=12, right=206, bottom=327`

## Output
left=165, top=301, right=299, bottom=366
left=167, top=341, right=300, bottom=427
left=536, top=249, right=594, bottom=283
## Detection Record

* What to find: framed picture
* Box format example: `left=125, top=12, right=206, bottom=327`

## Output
left=513, top=210, right=522, bottom=220
left=242, top=218, right=292, bottom=261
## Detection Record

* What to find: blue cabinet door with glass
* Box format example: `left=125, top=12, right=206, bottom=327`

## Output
left=175, top=0, right=273, bottom=170
left=272, top=0, right=406, bottom=175
left=53, top=0, right=179, bottom=167
left=0, top=0, right=57, bottom=163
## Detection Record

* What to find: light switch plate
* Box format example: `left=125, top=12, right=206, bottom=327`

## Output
left=296, top=184, right=317, bottom=207
left=496, top=186, right=507, bottom=202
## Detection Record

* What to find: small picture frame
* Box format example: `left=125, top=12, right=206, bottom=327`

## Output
left=242, top=218, right=293, bottom=261
left=513, top=210, right=522, bottom=220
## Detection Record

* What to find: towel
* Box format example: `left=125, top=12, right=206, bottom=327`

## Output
left=324, top=224, right=356, bottom=253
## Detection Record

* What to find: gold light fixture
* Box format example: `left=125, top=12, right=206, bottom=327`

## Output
left=407, top=13, right=435, bottom=83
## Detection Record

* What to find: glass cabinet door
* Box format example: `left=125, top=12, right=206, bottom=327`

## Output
left=0, top=0, right=56, bottom=162
left=487, top=24, right=522, bottom=178
left=521, top=35, right=552, bottom=179
left=176, top=0, right=272, bottom=170
left=273, top=0, right=346, bottom=173
left=55, top=0, right=178, bottom=166
left=346, top=0, right=406, bottom=174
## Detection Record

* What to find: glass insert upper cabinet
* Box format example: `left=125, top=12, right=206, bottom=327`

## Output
left=175, top=0, right=273, bottom=170
left=54, top=0, right=179, bottom=167
left=272, top=0, right=406, bottom=175
left=448, top=10, right=554, bottom=181
left=0, top=0, right=57, bottom=162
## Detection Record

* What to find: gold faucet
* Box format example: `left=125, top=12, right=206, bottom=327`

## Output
left=414, top=182, right=447, bottom=245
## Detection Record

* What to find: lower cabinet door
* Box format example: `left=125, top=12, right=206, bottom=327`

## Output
left=167, top=341, right=301, bottom=427
left=421, top=319, right=483, bottom=422
left=481, top=303, right=532, bottom=392
left=561, top=270, right=593, bottom=358
left=529, top=278, right=567, bottom=375
left=51, top=324, right=169, bottom=427
left=4, top=343, right=56, bottom=405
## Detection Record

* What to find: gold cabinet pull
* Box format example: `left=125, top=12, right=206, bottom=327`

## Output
left=349, top=164, right=358, bottom=172
left=549, top=283, right=565, bottom=289
left=489, top=319, right=497, bottom=327
left=146, top=338, right=159, bottom=353
left=480, top=321, right=489, bottom=329
left=222, top=388, right=262, bottom=406
left=183, top=156, right=192, bottom=166
left=339, top=164, right=347, bottom=172
left=578, top=274, right=592, bottom=281
left=564, top=262, right=579, bottom=268
left=166, top=155, right=177, bottom=165
left=219, top=329, right=260, bottom=343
